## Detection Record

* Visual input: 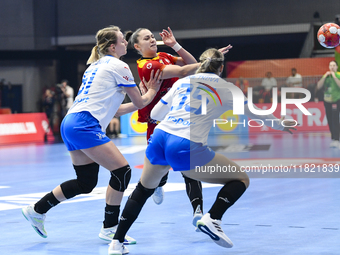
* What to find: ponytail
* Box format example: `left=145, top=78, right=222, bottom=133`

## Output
left=86, top=25, right=120, bottom=65
left=196, top=48, right=224, bottom=74
left=87, top=45, right=100, bottom=65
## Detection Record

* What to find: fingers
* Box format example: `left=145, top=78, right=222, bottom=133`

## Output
left=219, top=44, right=233, bottom=54
left=139, top=80, right=148, bottom=94
left=167, top=27, right=173, bottom=35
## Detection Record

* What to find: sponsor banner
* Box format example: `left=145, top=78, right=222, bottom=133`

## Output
left=0, top=113, right=54, bottom=145
left=226, top=57, right=334, bottom=78
left=249, top=101, right=328, bottom=133
left=120, top=111, right=147, bottom=136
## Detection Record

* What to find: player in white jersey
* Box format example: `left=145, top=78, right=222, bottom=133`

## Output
left=109, top=48, right=297, bottom=254
left=22, top=25, right=162, bottom=250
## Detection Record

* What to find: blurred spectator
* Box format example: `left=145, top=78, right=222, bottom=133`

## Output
left=57, top=79, right=74, bottom=118
left=107, top=117, right=120, bottom=138
left=235, top=76, right=249, bottom=95
left=286, top=68, right=303, bottom=98
left=42, top=89, right=55, bottom=133
left=261, top=71, right=277, bottom=103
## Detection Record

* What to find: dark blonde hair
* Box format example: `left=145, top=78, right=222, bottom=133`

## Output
left=87, top=25, right=120, bottom=64
left=196, top=48, right=224, bottom=74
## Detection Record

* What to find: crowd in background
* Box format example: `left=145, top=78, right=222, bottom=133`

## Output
left=234, top=68, right=324, bottom=104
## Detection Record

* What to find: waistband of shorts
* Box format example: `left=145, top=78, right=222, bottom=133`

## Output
left=68, top=111, right=97, bottom=122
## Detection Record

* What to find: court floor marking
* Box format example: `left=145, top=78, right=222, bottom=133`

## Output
left=0, top=183, right=221, bottom=211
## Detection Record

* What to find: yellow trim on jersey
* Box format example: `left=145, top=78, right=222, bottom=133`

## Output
left=137, top=53, right=161, bottom=68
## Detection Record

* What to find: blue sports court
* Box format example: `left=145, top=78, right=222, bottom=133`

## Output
left=1, top=131, right=339, bottom=255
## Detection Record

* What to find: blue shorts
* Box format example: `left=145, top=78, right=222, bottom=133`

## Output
left=60, top=111, right=111, bottom=151
left=146, top=129, right=215, bottom=171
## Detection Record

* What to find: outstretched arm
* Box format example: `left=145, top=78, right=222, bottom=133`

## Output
left=160, top=27, right=197, bottom=66
left=244, top=103, right=297, bottom=134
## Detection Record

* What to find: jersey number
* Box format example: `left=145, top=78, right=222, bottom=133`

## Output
left=78, top=68, right=98, bottom=96
left=170, top=83, right=210, bottom=115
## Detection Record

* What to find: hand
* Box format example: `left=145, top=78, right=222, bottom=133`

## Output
left=160, top=27, right=177, bottom=47
left=325, top=71, right=332, bottom=76
left=218, top=44, right=233, bottom=55
left=138, top=81, right=148, bottom=95
left=143, top=69, right=162, bottom=93
left=280, top=116, right=298, bottom=134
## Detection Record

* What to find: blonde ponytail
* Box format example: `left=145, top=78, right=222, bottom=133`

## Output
left=87, top=45, right=100, bottom=65
left=86, top=25, right=121, bottom=65
left=196, top=48, right=224, bottom=74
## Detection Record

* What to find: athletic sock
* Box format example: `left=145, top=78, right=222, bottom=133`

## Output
left=208, top=181, right=246, bottom=220
left=114, top=182, right=154, bottom=243
left=34, top=192, right=60, bottom=214
left=158, top=172, right=169, bottom=187
left=182, top=174, right=203, bottom=214
left=103, top=204, right=120, bottom=228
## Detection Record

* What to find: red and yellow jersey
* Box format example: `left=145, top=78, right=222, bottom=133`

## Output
left=137, top=52, right=178, bottom=123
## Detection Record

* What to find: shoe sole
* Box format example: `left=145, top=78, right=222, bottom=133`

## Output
left=22, top=209, right=47, bottom=238
left=197, top=222, right=233, bottom=248
left=108, top=250, right=129, bottom=255
left=193, top=214, right=203, bottom=232
left=152, top=189, right=164, bottom=205
left=99, top=233, right=136, bottom=245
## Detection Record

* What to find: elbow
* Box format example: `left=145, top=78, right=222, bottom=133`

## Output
left=133, top=102, right=145, bottom=110
left=178, top=68, right=189, bottom=78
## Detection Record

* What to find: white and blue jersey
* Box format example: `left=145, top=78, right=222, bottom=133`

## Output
left=68, top=55, right=136, bottom=132
left=146, top=73, right=284, bottom=170
left=152, top=73, right=283, bottom=145
left=61, top=55, right=136, bottom=151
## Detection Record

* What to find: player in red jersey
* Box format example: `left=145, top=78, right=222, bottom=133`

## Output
left=125, top=27, right=204, bottom=228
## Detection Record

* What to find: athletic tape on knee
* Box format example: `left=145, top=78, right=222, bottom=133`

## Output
left=109, top=165, right=131, bottom=192
left=60, top=162, right=99, bottom=199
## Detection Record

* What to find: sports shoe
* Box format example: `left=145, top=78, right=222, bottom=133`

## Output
left=22, top=204, right=47, bottom=238
left=152, top=186, right=164, bottom=205
left=192, top=205, right=203, bottom=232
left=99, top=225, right=136, bottom=245
left=197, top=213, right=233, bottom=248
left=330, top=140, right=339, bottom=148
left=108, top=240, right=129, bottom=255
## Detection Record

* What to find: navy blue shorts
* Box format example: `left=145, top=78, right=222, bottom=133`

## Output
left=60, top=111, right=111, bottom=151
left=146, top=129, right=215, bottom=171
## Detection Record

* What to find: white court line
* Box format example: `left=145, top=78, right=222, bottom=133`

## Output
left=0, top=183, right=221, bottom=211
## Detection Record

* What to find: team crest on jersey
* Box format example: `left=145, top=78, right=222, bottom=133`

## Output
left=146, top=63, right=153, bottom=69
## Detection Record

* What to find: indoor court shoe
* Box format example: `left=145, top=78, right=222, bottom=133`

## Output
left=152, top=186, right=164, bottom=205
left=329, top=140, right=339, bottom=148
left=192, top=205, right=203, bottom=232
left=99, top=225, right=136, bottom=245
left=197, top=213, right=233, bottom=248
left=22, top=204, right=47, bottom=238
left=108, top=240, right=129, bottom=255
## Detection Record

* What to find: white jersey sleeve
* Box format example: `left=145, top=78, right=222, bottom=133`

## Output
left=67, top=55, right=136, bottom=131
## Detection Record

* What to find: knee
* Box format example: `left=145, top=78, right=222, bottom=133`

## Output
left=109, top=165, right=132, bottom=192
left=61, top=162, right=99, bottom=199
left=75, top=162, right=100, bottom=193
